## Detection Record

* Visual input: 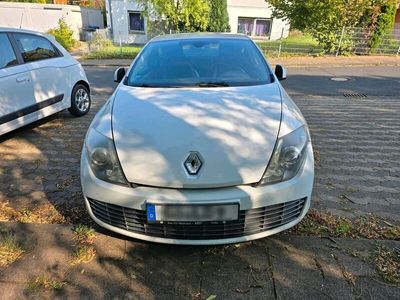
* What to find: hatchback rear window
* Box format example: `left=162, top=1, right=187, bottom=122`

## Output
left=14, top=33, right=60, bottom=63
left=127, top=38, right=272, bottom=87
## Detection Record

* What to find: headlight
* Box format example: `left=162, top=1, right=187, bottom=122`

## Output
left=85, top=128, right=127, bottom=186
left=258, top=125, right=309, bottom=186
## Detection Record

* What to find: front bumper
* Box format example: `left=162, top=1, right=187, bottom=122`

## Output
left=81, top=144, right=314, bottom=245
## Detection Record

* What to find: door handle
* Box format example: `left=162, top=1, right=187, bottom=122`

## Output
left=16, top=76, right=30, bottom=83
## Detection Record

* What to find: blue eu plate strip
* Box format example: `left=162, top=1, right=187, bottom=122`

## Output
left=147, top=204, right=156, bottom=221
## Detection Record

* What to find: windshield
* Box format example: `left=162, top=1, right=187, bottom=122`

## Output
left=126, top=38, right=273, bottom=87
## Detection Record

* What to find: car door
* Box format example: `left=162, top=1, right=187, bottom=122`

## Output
left=0, top=33, right=34, bottom=131
left=12, top=33, right=67, bottom=113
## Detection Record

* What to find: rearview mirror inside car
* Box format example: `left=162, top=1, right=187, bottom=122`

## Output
left=114, top=67, right=127, bottom=83
left=275, top=65, right=287, bottom=81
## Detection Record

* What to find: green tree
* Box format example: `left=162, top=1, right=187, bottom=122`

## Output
left=266, top=0, right=367, bottom=52
left=267, top=0, right=398, bottom=53
left=207, top=0, right=230, bottom=32
left=138, top=0, right=210, bottom=33
left=360, top=0, right=397, bottom=50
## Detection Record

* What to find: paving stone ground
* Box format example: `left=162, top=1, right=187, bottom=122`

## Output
left=295, top=97, right=400, bottom=222
left=0, top=222, right=398, bottom=299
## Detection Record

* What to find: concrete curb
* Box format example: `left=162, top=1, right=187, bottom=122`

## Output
left=78, top=56, right=400, bottom=68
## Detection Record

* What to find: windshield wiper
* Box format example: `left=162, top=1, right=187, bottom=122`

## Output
left=196, top=81, right=230, bottom=87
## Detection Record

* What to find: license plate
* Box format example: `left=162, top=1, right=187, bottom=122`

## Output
left=146, top=203, right=239, bottom=224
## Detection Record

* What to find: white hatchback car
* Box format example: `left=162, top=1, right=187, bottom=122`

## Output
left=81, top=34, right=314, bottom=245
left=0, top=28, right=91, bottom=136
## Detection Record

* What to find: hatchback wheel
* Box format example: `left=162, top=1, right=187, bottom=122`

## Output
left=69, top=84, right=91, bottom=116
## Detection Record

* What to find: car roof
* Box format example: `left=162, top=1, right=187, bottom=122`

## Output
left=0, top=27, right=48, bottom=37
left=0, top=27, right=69, bottom=55
left=150, top=33, right=251, bottom=42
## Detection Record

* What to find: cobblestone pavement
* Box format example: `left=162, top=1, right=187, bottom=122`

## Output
left=0, top=93, right=399, bottom=223
left=295, top=96, right=400, bottom=222
left=0, top=96, right=105, bottom=223
left=1, top=222, right=399, bottom=299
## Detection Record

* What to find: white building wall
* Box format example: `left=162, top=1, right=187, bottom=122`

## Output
left=108, top=0, right=147, bottom=44
left=0, top=2, right=103, bottom=40
left=227, top=0, right=289, bottom=40
left=105, top=0, right=289, bottom=44
left=81, top=7, right=105, bottom=29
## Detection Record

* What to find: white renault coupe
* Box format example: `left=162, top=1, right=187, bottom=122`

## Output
left=81, top=34, right=314, bottom=245
left=0, top=28, right=91, bottom=136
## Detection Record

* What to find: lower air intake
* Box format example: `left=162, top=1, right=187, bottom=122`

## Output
left=88, top=197, right=306, bottom=240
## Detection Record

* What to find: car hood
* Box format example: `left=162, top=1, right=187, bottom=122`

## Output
left=112, top=83, right=282, bottom=188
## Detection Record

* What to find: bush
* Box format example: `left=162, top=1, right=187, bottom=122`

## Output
left=88, top=33, right=113, bottom=50
left=370, top=1, right=397, bottom=50
left=47, top=19, right=77, bottom=51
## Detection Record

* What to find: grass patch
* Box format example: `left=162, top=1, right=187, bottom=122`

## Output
left=292, top=209, right=400, bottom=240
left=83, top=45, right=142, bottom=59
left=374, top=245, right=400, bottom=284
left=69, top=224, right=96, bottom=266
left=0, top=201, right=91, bottom=225
left=72, top=224, right=95, bottom=245
left=27, top=276, right=66, bottom=292
left=70, top=245, right=96, bottom=266
left=256, top=34, right=325, bottom=57
left=0, top=233, right=24, bottom=267
left=0, top=201, right=65, bottom=224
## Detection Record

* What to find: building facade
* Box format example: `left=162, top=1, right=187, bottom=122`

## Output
left=105, top=0, right=290, bottom=44
left=227, top=0, right=289, bottom=40
left=105, top=0, right=148, bottom=44
left=0, top=2, right=104, bottom=40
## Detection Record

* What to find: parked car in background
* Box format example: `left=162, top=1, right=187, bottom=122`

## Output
left=81, top=33, right=314, bottom=245
left=0, top=28, right=91, bottom=136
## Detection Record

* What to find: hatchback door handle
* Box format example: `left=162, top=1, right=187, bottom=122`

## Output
left=16, top=76, right=30, bottom=83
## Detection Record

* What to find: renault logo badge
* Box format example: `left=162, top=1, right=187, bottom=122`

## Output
left=184, top=152, right=202, bottom=175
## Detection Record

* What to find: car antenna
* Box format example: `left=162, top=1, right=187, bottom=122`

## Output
left=19, top=12, right=24, bottom=29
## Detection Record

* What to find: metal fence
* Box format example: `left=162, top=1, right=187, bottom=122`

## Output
left=257, top=27, right=400, bottom=58
left=84, top=27, right=400, bottom=58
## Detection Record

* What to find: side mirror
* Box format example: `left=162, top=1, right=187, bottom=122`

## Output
left=275, top=65, right=287, bottom=81
left=114, top=67, right=127, bottom=83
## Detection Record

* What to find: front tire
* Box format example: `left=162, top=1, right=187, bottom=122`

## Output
left=68, top=84, right=91, bottom=117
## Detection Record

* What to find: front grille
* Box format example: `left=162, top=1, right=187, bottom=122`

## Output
left=88, top=198, right=306, bottom=240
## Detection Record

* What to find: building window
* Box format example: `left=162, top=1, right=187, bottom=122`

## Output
left=237, top=18, right=272, bottom=37
left=237, top=18, right=254, bottom=36
left=255, top=19, right=271, bottom=37
left=128, top=11, right=144, bottom=32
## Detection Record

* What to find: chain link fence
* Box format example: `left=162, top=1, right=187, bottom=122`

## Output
left=82, top=27, right=400, bottom=59
left=257, top=27, right=400, bottom=58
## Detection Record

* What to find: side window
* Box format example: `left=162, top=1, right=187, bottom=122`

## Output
left=13, top=33, right=60, bottom=63
left=0, top=34, right=18, bottom=69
